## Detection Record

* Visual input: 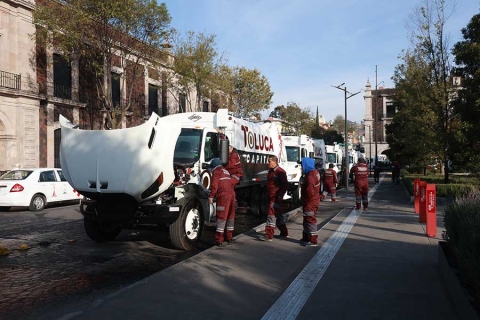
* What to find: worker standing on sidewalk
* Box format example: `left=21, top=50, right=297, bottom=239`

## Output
left=225, top=144, right=243, bottom=243
left=259, top=155, right=288, bottom=241
left=300, top=157, right=321, bottom=247
left=350, top=157, right=369, bottom=210
left=208, top=158, right=234, bottom=247
left=323, top=163, right=338, bottom=202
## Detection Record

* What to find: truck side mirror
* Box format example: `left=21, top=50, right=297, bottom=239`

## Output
left=219, top=139, right=229, bottom=165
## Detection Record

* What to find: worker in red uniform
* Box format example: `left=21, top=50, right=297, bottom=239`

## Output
left=224, top=144, right=243, bottom=243
left=259, top=155, right=289, bottom=241
left=208, top=158, right=234, bottom=246
left=300, top=157, right=321, bottom=246
left=323, top=163, right=338, bottom=202
left=350, top=157, right=370, bottom=210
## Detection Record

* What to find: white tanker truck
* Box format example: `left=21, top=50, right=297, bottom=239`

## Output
left=60, top=109, right=286, bottom=250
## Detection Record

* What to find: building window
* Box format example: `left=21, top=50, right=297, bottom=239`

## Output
left=111, top=73, right=121, bottom=108
left=54, top=128, right=61, bottom=168
left=53, top=54, right=72, bottom=99
left=148, top=84, right=159, bottom=116
left=386, top=101, right=395, bottom=118
left=179, top=93, right=186, bottom=113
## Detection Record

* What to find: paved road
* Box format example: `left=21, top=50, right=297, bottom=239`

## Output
left=0, top=203, right=273, bottom=320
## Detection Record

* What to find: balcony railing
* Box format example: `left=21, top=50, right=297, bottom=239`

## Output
left=0, top=70, right=21, bottom=90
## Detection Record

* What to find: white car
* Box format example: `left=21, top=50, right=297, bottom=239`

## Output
left=0, top=168, right=81, bottom=212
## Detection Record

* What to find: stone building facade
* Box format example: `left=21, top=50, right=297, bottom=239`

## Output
left=363, top=79, right=396, bottom=161
left=0, top=0, right=212, bottom=172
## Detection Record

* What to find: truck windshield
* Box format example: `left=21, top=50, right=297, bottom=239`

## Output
left=286, top=146, right=300, bottom=162
left=327, top=153, right=337, bottom=163
left=174, top=128, right=202, bottom=164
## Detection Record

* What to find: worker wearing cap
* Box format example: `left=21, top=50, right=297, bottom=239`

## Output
left=323, top=163, right=338, bottom=202
left=350, top=157, right=369, bottom=210
left=208, top=158, right=234, bottom=246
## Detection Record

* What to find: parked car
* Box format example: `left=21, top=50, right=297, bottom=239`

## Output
left=0, top=168, right=81, bottom=212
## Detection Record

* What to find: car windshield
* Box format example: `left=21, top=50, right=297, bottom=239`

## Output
left=173, top=128, right=202, bottom=164
left=0, top=170, right=33, bottom=180
left=286, top=146, right=300, bottom=162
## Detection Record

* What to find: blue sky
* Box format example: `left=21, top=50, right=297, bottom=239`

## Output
left=162, top=0, right=479, bottom=123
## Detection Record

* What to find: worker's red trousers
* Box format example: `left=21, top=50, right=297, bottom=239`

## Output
left=215, top=192, right=233, bottom=244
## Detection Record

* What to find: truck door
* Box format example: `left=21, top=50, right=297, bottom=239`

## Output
left=200, top=130, right=219, bottom=189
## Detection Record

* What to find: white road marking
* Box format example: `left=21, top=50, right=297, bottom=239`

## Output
left=261, top=176, right=381, bottom=320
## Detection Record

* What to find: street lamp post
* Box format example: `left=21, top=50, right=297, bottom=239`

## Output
left=332, top=83, right=361, bottom=191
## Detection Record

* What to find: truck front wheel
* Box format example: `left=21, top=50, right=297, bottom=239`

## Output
left=169, top=197, right=203, bottom=251
left=84, top=218, right=121, bottom=242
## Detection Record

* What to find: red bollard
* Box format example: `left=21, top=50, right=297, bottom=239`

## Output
left=419, top=181, right=427, bottom=223
left=426, top=184, right=437, bottom=237
left=414, top=178, right=420, bottom=214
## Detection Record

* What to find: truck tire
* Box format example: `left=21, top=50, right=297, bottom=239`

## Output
left=259, top=187, right=268, bottom=217
left=169, top=197, right=203, bottom=251
left=84, top=218, right=121, bottom=242
left=0, top=206, right=11, bottom=212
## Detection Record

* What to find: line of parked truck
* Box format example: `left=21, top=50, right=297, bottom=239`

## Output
left=59, top=109, right=362, bottom=251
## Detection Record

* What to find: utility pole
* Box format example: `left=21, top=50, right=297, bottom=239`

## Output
left=375, top=65, right=378, bottom=165
left=332, top=83, right=361, bottom=191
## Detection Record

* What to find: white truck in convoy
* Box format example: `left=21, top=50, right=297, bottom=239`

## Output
left=60, top=109, right=286, bottom=250
left=282, top=134, right=315, bottom=203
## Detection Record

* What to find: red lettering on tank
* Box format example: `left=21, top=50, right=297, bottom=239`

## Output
left=269, top=138, right=274, bottom=151
left=241, top=125, right=249, bottom=147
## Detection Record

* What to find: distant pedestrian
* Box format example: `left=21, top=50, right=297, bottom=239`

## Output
left=300, top=158, right=321, bottom=247
left=259, top=155, right=288, bottom=241
left=323, top=163, right=338, bottom=202
left=393, top=161, right=400, bottom=183
left=373, top=163, right=380, bottom=184
left=350, top=157, right=369, bottom=210
left=208, top=158, right=234, bottom=247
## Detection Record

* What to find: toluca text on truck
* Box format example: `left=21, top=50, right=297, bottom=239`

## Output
left=60, top=109, right=287, bottom=250
left=282, top=134, right=315, bottom=204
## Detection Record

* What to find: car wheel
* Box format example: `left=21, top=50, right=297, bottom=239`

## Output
left=29, top=194, right=46, bottom=212
left=169, top=197, right=203, bottom=251
left=84, top=218, right=121, bottom=242
left=0, top=206, right=11, bottom=212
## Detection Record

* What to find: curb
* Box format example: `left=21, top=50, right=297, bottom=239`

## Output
left=438, top=242, right=479, bottom=320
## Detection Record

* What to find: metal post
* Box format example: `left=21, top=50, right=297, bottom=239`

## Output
left=331, top=83, right=361, bottom=191
left=374, top=65, right=378, bottom=165
left=345, top=87, right=349, bottom=191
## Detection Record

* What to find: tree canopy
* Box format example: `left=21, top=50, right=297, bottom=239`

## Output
left=34, top=0, right=172, bottom=129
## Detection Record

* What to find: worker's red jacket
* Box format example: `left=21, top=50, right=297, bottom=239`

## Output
left=301, top=169, right=321, bottom=212
left=324, top=168, right=338, bottom=185
left=350, top=163, right=369, bottom=189
left=209, top=166, right=233, bottom=201
left=225, top=150, right=243, bottom=181
left=267, top=166, right=288, bottom=202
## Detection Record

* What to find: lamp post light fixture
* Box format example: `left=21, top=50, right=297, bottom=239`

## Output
left=331, top=83, right=361, bottom=191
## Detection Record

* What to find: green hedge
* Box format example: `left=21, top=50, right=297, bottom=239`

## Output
left=444, top=194, right=480, bottom=306
left=402, top=176, right=478, bottom=198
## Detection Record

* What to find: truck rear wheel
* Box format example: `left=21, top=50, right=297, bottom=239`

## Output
left=169, top=197, right=203, bottom=251
left=84, top=218, right=121, bottom=242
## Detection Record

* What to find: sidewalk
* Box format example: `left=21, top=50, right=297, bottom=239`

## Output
left=70, top=176, right=457, bottom=320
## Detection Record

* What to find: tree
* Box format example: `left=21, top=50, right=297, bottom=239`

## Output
left=34, top=0, right=172, bottom=129
left=452, top=13, right=480, bottom=173
left=323, top=129, right=344, bottom=145
left=332, top=115, right=355, bottom=135
left=170, top=31, right=227, bottom=112
left=390, top=0, right=460, bottom=182
left=231, top=67, right=273, bottom=117
left=269, top=102, right=313, bottom=135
